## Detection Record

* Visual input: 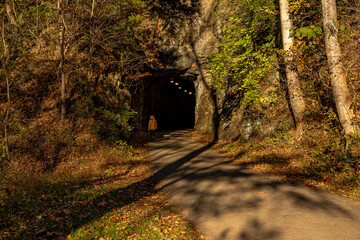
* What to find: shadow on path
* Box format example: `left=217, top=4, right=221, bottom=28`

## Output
left=147, top=130, right=360, bottom=240
left=7, top=130, right=359, bottom=240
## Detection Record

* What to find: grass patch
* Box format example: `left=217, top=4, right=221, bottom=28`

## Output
left=185, top=130, right=360, bottom=202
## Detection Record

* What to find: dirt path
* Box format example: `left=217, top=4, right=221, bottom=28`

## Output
left=149, top=130, right=360, bottom=240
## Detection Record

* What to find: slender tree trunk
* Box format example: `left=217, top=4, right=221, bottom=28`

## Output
left=60, top=25, right=66, bottom=120
left=4, top=0, right=17, bottom=25
left=89, top=0, right=95, bottom=82
left=279, top=0, right=306, bottom=133
left=4, top=65, right=10, bottom=159
left=91, top=0, right=95, bottom=18
left=11, top=0, right=17, bottom=19
left=321, top=0, right=356, bottom=135
left=58, top=0, right=66, bottom=120
left=1, top=16, right=10, bottom=159
left=36, top=3, right=39, bottom=35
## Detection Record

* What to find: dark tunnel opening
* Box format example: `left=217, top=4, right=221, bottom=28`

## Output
left=143, top=74, right=196, bottom=131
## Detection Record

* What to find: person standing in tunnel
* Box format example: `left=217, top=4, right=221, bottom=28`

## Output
left=148, top=115, right=158, bottom=141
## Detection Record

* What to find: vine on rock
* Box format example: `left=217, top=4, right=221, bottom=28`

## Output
left=209, top=0, right=277, bottom=110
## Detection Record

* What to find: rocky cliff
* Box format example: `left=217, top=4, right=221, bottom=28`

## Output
left=131, top=0, right=293, bottom=140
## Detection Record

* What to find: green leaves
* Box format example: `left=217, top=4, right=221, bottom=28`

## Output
left=293, top=25, right=323, bottom=40
left=209, top=0, right=278, bottom=108
left=0, top=144, right=7, bottom=161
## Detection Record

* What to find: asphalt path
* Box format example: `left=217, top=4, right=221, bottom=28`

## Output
left=149, top=130, right=360, bottom=240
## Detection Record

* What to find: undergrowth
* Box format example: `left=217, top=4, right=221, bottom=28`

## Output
left=0, top=68, right=203, bottom=239
left=186, top=128, right=360, bottom=202
left=0, top=142, right=203, bottom=239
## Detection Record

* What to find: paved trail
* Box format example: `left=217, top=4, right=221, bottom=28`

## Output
left=149, top=130, right=360, bottom=240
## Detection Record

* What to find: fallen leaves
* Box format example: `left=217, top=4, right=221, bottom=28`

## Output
left=1, top=144, right=204, bottom=240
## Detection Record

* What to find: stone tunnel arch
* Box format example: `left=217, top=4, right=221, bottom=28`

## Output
left=126, top=0, right=219, bottom=137
left=132, top=71, right=199, bottom=131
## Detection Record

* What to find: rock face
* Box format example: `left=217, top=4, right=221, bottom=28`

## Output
left=132, top=0, right=218, bottom=135
left=132, top=0, right=293, bottom=140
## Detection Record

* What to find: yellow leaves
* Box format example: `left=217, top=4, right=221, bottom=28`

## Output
left=244, top=204, right=256, bottom=207
left=63, top=209, right=71, bottom=215
left=261, top=6, right=276, bottom=15
left=125, top=72, right=151, bottom=80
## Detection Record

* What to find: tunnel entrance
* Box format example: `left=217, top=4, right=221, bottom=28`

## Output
left=143, top=73, right=196, bottom=131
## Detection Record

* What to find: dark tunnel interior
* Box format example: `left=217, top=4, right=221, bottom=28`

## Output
left=143, top=74, right=196, bottom=131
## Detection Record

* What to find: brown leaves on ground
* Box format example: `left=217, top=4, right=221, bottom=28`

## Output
left=1, top=144, right=204, bottom=239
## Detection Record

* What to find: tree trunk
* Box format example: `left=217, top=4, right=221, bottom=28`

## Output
left=89, top=0, right=95, bottom=82
left=321, top=0, right=356, bottom=135
left=4, top=63, right=10, bottom=160
left=279, top=0, right=306, bottom=133
left=91, top=0, right=95, bottom=18
left=1, top=16, right=10, bottom=159
left=58, top=0, right=66, bottom=120
left=4, top=1, right=17, bottom=25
